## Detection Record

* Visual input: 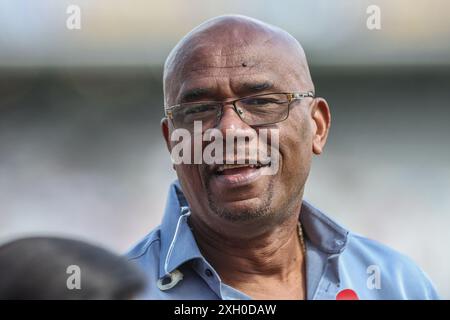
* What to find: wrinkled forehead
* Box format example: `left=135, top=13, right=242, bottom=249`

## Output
left=180, top=42, right=265, bottom=76
left=164, top=34, right=311, bottom=105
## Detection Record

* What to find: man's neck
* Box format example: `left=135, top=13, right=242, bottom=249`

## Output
left=189, top=211, right=306, bottom=300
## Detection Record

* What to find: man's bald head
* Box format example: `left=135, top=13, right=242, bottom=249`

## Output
left=163, top=15, right=314, bottom=105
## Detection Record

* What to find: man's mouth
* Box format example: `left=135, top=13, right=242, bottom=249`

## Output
left=215, top=162, right=269, bottom=175
left=208, top=161, right=272, bottom=187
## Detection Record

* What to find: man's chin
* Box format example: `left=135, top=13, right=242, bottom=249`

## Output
left=204, top=170, right=276, bottom=221
left=207, top=196, right=273, bottom=222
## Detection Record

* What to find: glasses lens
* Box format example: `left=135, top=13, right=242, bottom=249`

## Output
left=172, top=102, right=221, bottom=131
left=236, top=93, right=289, bottom=126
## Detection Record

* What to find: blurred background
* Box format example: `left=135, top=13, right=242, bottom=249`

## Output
left=1, top=0, right=449, bottom=298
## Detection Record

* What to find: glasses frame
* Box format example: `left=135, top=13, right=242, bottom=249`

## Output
left=164, top=91, right=315, bottom=128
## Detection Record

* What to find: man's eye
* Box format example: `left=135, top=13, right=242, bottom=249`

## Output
left=184, top=104, right=216, bottom=115
left=241, top=98, right=278, bottom=106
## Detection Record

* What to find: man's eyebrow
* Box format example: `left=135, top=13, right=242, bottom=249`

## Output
left=240, top=81, right=274, bottom=94
left=179, top=81, right=274, bottom=103
left=179, top=88, right=213, bottom=103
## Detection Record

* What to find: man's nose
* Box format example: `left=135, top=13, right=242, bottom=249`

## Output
left=216, top=104, right=252, bottom=135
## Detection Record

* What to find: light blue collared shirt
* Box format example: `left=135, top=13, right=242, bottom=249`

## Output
left=127, top=181, right=439, bottom=300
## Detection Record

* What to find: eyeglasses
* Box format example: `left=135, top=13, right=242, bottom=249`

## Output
left=164, top=91, right=315, bottom=131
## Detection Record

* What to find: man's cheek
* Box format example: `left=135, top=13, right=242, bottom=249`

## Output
left=176, top=165, right=200, bottom=186
left=282, top=139, right=309, bottom=178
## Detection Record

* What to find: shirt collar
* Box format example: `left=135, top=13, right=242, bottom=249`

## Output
left=300, top=201, right=349, bottom=299
left=300, top=201, right=348, bottom=254
left=159, top=180, right=349, bottom=281
left=158, top=181, right=203, bottom=279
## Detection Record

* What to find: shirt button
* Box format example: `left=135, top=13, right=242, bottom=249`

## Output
left=205, top=269, right=213, bottom=277
left=335, top=239, right=344, bottom=247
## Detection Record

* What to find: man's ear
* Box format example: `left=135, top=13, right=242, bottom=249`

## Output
left=311, top=97, right=331, bottom=155
left=161, top=117, right=177, bottom=171
left=161, top=117, right=172, bottom=153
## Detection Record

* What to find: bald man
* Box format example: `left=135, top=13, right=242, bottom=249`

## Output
left=127, top=15, right=439, bottom=300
